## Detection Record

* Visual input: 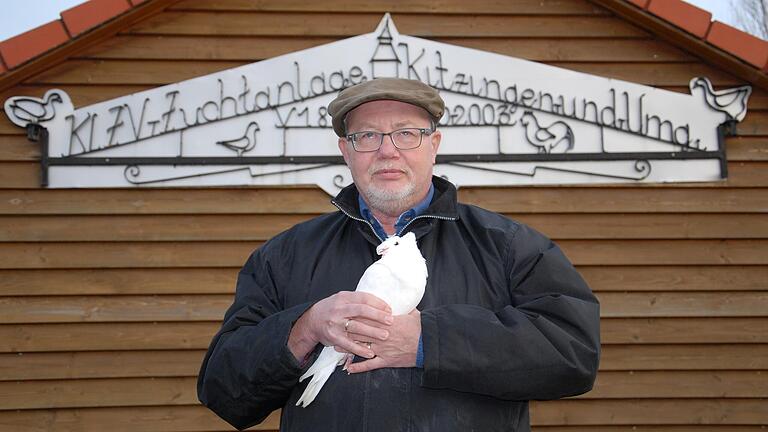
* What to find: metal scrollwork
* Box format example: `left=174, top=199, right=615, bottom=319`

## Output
left=124, top=165, right=142, bottom=184
left=634, top=159, right=651, bottom=180
left=333, top=174, right=349, bottom=189
left=4, top=16, right=741, bottom=192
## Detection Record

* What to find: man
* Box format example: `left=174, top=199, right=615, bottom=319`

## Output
left=198, top=78, right=600, bottom=431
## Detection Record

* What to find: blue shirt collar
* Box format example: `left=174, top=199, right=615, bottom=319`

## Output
left=358, top=183, right=435, bottom=241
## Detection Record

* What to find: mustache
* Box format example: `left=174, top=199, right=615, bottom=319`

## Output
left=368, top=164, right=410, bottom=176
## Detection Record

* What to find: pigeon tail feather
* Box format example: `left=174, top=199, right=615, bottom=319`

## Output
left=296, top=360, right=336, bottom=407
left=299, top=347, right=344, bottom=382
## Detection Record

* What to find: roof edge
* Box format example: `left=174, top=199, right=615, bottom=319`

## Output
left=1, top=0, right=766, bottom=93
left=0, top=0, right=182, bottom=94
left=595, top=0, right=768, bottom=91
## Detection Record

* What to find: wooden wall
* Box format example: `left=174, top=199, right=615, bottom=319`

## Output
left=1, top=0, right=766, bottom=430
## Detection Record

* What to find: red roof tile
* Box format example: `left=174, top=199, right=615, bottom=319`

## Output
left=0, top=20, right=71, bottom=69
left=707, top=20, right=768, bottom=69
left=61, top=0, right=132, bottom=37
left=647, top=0, right=712, bottom=38
left=626, top=0, right=649, bottom=7
left=616, top=0, right=768, bottom=74
left=0, top=0, right=765, bottom=83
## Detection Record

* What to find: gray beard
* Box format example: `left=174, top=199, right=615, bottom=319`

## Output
left=362, top=182, right=417, bottom=217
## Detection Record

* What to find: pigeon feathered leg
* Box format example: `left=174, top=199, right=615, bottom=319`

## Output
left=296, top=348, right=346, bottom=407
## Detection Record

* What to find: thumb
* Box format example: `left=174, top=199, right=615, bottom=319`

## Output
left=346, top=356, right=386, bottom=374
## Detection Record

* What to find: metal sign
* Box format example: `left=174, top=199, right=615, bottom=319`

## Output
left=4, top=15, right=752, bottom=194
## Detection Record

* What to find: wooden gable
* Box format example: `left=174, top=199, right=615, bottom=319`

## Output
left=0, top=0, right=766, bottom=430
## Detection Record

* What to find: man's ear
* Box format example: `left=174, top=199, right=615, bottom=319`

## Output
left=430, top=130, right=441, bottom=164
left=338, top=137, right=351, bottom=165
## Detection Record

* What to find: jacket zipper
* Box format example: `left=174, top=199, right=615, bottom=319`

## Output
left=399, top=214, right=457, bottom=235
left=332, top=201, right=386, bottom=243
left=333, top=200, right=457, bottom=242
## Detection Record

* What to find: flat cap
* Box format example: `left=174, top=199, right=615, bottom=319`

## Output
left=328, top=78, right=445, bottom=137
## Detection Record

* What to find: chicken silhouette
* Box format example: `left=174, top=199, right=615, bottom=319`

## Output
left=216, top=121, right=260, bottom=156
left=689, top=76, right=751, bottom=122
left=520, top=111, right=574, bottom=154
left=296, top=232, right=428, bottom=407
left=4, top=89, right=64, bottom=127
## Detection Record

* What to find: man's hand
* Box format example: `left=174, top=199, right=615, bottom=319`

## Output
left=288, top=291, right=393, bottom=362
left=346, top=309, right=421, bottom=373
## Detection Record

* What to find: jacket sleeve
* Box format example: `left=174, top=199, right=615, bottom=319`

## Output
left=197, top=244, right=315, bottom=430
left=419, top=224, right=600, bottom=400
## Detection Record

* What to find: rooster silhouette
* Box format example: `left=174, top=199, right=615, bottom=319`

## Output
left=217, top=121, right=260, bottom=157
left=520, top=111, right=574, bottom=154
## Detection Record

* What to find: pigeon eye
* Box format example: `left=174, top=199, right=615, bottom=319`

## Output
left=394, top=241, right=399, bottom=245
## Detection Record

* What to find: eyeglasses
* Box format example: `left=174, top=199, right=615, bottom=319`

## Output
left=346, top=128, right=434, bottom=152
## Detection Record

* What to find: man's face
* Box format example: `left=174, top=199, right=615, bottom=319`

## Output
left=338, top=100, right=441, bottom=217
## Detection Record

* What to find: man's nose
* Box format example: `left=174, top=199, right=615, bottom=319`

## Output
left=377, top=135, right=400, bottom=158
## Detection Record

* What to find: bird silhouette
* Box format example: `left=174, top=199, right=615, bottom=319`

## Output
left=689, top=77, right=751, bottom=122
left=216, top=121, right=260, bottom=157
left=520, top=111, right=574, bottom=154
left=4, top=89, right=65, bottom=127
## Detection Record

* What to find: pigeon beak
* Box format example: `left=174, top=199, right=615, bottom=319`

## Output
left=376, top=244, right=389, bottom=256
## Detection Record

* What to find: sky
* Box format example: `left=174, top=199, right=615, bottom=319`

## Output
left=0, top=0, right=748, bottom=42
left=0, top=0, right=86, bottom=41
left=687, top=0, right=736, bottom=27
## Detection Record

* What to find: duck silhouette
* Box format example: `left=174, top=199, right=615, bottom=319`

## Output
left=217, top=121, right=260, bottom=157
left=520, top=111, right=574, bottom=154
left=4, top=89, right=65, bottom=127
left=689, top=76, right=751, bottom=122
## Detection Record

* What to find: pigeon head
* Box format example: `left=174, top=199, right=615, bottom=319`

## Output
left=376, top=232, right=417, bottom=256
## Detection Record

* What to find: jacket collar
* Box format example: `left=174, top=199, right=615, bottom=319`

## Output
left=331, top=175, right=460, bottom=221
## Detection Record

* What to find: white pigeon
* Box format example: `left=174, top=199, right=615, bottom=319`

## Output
left=296, top=232, right=428, bottom=407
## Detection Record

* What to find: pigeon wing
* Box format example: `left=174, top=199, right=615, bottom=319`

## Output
left=355, top=261, right=399, bottom=310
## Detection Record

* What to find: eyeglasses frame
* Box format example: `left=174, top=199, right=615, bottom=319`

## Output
left=345, top=127, right=435, bottom=153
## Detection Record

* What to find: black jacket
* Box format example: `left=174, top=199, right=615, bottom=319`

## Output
left=198, top=176, right=600, bottom=431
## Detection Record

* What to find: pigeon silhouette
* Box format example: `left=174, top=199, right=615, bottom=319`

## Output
left=520, top=111, right=574, bottom=154
left=296, top=232, right=428, bottom=407
left=217, top=121, right=260, bottom=156
left=689, top=77, right=752, bottom=122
